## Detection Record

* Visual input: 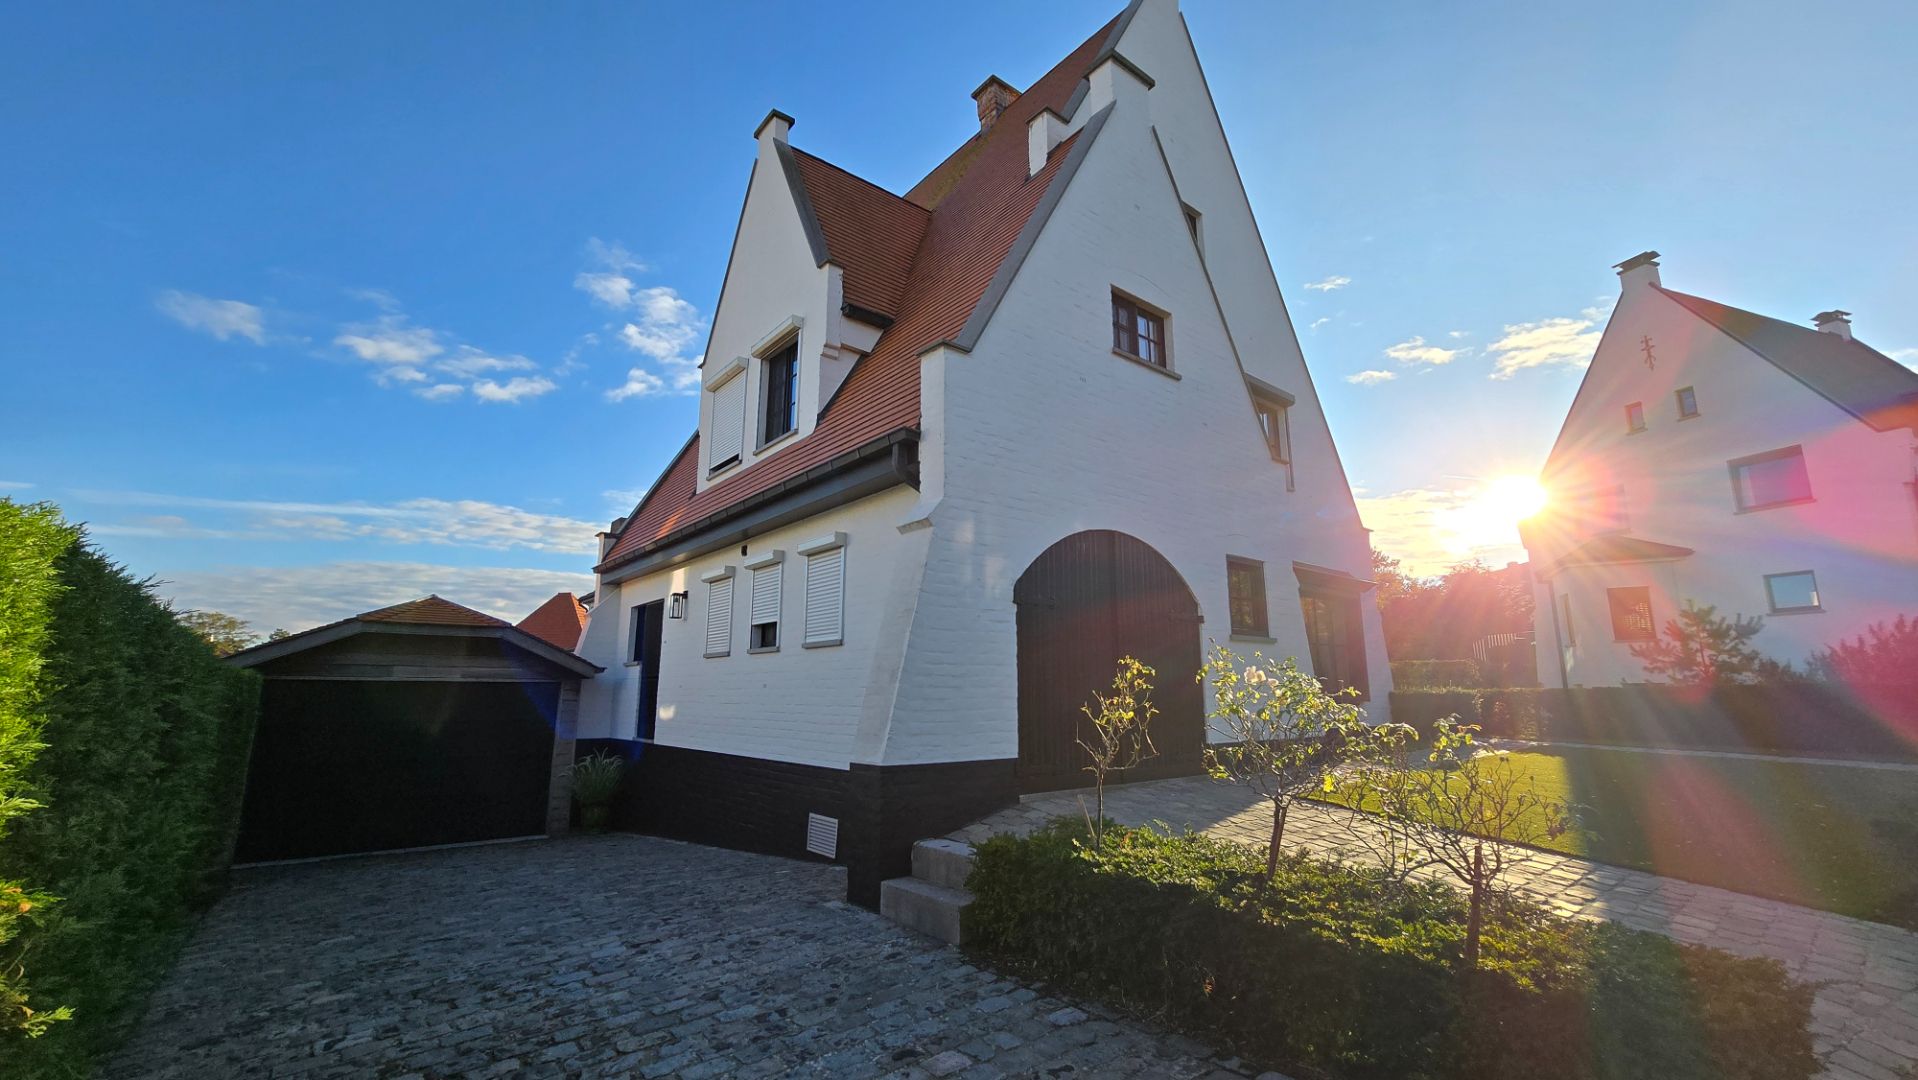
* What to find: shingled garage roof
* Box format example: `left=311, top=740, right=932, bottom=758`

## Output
left=598, top=9, right=1133, bottom=575
left=227, top=594, right=601, bottom=677
left=1659, top=288, right=1918, bottom=432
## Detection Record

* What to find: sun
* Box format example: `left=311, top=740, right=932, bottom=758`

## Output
left=1440, top=474, right=1550, bottom=555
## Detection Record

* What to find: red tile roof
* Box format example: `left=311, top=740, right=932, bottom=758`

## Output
left=358, top=595, right=512, bottom=627
left=599, top=13, right=1121, bottom=573
left=791, top=150, right=928, bottom=319
left=516, top=592, right=590, bottom=651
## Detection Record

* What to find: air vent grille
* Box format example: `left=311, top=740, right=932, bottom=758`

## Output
left=805, top=813, right=839, bottom=859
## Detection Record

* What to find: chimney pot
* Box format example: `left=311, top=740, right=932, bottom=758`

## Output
left=1613, top=250, right=1661, bottom=290
left=971, top=75, right=1020, bottom=133
left=1812, top=310, right=1853, bottom=340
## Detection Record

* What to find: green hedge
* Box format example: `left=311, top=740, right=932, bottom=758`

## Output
left=1389, top=684, right=1918, bottom=759
left=965, top=822, right=1815, bottom=1080
left=1388, top=659, right=1481, bottom=690
left=0, top=503, right=260, bottom=1077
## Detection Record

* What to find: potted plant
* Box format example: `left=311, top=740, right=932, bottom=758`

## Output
left=570, top=752, right=625, bottom=833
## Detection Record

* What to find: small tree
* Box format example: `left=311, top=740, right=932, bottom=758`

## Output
left=1810, top=614, right=1918, bottom=686
left=1078, top=657, right=1159, bottom=852
left=175, top=609, right=258, bottom=657
left=1199, top=646, right=1413, bottom=879
left=1350, top=720, right=1579, bottom=968
left=1628, top=602, right=1777, bottom=684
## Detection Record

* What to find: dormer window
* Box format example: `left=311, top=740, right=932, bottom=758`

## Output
left=1246, top=376, right=1296, bottom=491
left=760, top=338, right=798, bottom=446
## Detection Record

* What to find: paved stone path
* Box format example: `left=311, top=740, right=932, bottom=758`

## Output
left=109, top=834, right=1275, bottom=1080
left=950, top=775, right=1918, bottom=1080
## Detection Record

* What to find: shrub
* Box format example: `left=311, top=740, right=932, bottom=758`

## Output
left=964, top=821, right=1815, bottom=1080
left=1390, top=659, right=1481, bottom=690
left=0, top=505, right=260, bottom=1077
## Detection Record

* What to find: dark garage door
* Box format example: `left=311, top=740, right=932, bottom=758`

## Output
left=236, top=679, right=559, bottom=862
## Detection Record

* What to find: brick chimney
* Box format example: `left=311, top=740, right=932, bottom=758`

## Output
left=1613, top=250, right=1661, bottom=291
left=972, top=76, right=1020, bottom=133
left=1812, top=310, right=1853, bottom=341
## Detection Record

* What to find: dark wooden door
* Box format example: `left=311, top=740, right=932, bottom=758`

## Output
left=1013, top=531, right=1204, bottom=793
left=635, top=600, right=664, bottom=740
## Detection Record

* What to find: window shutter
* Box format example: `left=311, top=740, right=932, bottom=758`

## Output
left=705, top=576, right=733, bottom=656
left=804, top=546, right=845, bottom=646
left=751, top=563, right=782, bottom=626
left=710, top=374, right=745, bottom=466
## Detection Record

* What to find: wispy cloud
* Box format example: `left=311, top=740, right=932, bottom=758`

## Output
left=1384, top=335, right=1464, bottom=366
left=1303, top=275, right=1351, bottom=292
left=1309, top=317, right=1331, bottom=331
left=156, top=290, right=266, bottom=344
left=1486, top=302, right=1610, bottom=379
left=153, top=561, right=594, bottom=635
left=471, top=376, right=557, bottom=404
left=78, top=490, right=597, bottom=554
left=1, top=480, right=35, bottom=491
left=1448, top=330, right=1470, bottom=339
left=334, top=296, right=560, bottom=402
left=1890, top=347, right=1918, bottom=371
left=415, top=383, right=465, bottom=402
left=1346, top=369, right=1397, bottom=386
left=335, top=315, right=443, bottom=368
left=573, top=238, right=651, bottom=309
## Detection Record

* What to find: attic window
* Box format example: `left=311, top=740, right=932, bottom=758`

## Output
left=1676, top=386, right=1699, bottom=419
left=760, top=338, right=799, bottom=446
left=1182, top=203, right=1203, bottom=254
left=1112, top=291, right=1168, bottom=368
left=1625, top=402, right=1646, bottom=433
left=1246, top=377, right=1296, bottom=492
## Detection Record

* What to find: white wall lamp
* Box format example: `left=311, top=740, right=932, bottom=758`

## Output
left=668, top=592, right=688, bottom=620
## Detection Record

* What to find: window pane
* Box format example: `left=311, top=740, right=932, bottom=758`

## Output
left=1227, top=559, right=1266, bottom=635
left=1607, top=586, right=1655, bottom=641
left=1734, top=449, right=1811, bottom=509
left=1677, top=386, right=1698, bottom=417
left=1625, top=402, right=1645, bottom=432
left=1766, top=572, right=1819, bottom=612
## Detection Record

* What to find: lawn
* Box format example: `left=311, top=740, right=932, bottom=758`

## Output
left=1321, top=745, right=1918, bottom=928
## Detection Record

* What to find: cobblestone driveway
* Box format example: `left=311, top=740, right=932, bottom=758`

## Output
left=109, top=835, right=1264, bottom=1080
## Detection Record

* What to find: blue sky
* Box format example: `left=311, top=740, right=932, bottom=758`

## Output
left=5, top=0, right=1915, bottom=631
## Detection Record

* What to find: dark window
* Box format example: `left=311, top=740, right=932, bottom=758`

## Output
left=1607, top=586, right=1656, bottom=642
left=1112, top=292, right=1168, bottom=367
left=1227, top=557, right=1268, bottom=636
left=1625, top=401, right=1646, bottom=432
left=1676, top=385, right=1699, bottom=418
left=1299, top=590, right=1368, bottom=699
left=761, top=339, right=798, bottom=443
left=1182, top=204, right=1203, bottom=251
left=629, top=604, right=649, bottom=664
left=1764, top=571, right=1821, bottom=613
left=1729, top=445, right=1812, bottom=511
left=751, top=621, right=779, bottom=650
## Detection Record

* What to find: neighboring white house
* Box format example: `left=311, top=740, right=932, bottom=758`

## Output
left=1523, top=251, right=1918, bottom=688
left=576, top=0, right=1390, bottom=904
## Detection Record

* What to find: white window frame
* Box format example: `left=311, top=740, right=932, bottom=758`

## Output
left=798, top=532, right=847, bottom=649
left=745, top=550, right=784, bottom=653
left=700, top=566, right=735, bottom=658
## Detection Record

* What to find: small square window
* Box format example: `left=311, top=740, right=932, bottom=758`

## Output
left=1764, top=571, right=1821, bottom=613
left=1730, top=446, right=1812, bottom=511
left=1112, top=291, right=1168, bottom=368
left=1607, top=586, right=1656, bottom=642
left=1625, top=402, right=1646, bottom=433
left=1227, top=557, right=1268, bottom=637
left=1675, top=386, right=1699, bottom=418
left=751, top=621, right=779, bottom=650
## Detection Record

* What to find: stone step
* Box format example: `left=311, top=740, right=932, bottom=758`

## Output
left=879, top=876, right=971, bottom=946
left=910, top=838, right=976, bottom=891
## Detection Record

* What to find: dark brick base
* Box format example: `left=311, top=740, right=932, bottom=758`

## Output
left=573, top=741, right=1018, bottom=909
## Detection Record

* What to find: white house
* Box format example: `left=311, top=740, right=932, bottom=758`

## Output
left=1524, top=251, right=1918, bottom=688
left=576, top=0, right=1390, bottom=905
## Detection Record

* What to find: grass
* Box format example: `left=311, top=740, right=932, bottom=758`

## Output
left=1322, top=746, right=1918, bottom=928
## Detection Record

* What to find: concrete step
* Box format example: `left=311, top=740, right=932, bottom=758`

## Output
left=879, top=876, right=972, bottom=946
left=910, top=838, right=976, bottom=891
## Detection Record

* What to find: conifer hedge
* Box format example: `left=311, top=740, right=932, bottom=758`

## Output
left=0, top=500, right=260, bottom=1078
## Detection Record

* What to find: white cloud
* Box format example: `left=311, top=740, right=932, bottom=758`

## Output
left=76, top=490, right=597, bottom=554
left=1356, top=486, right=1527, bottom=577
left=0, top=480, right=33, bottom=490
left=335, top=316, right=444, bottom=366
left=156, top=290, right=266, bottom=344
left=415, top=383, right=465, bottom=401
left=1303, top=275, right=1351, bottom=292
left=606, top=367, right=668, bottom=402
left=1384, top=335, right=1464, bottom=366
left=1889, top=347, right=1918, bottom=371
left=1346, top=369, right=1397, bottom=386
left=435, top=346, right=536, bottom=378
left=1309, top=317, right=1331, bottom=331
left=471, top=376, right=557, bottom=404
left=153, top=562, right=595, bottom=635
left=1448, top=330, right=1470, bottom=339
left=617, top=288, right=702, bottom=360
left=1486, top=306, right=1608, bottom=379
left=573, top=238, right=650, bottom=309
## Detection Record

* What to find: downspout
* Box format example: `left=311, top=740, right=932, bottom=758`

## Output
left=1544, top=575, right=1571, bottom=690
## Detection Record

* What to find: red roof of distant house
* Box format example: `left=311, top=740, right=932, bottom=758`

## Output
left=358, top=595, right=512, bottom=627
left=599, top=12, right=1124, bottom=573
left=517, top=592, right=590, bottom=651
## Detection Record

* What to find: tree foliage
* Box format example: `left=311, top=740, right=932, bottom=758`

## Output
left=174, top=610, right=258, bottom=657
left=1077, top=657, right=1159, bottom=852
left=1809, top=614, right=1918, bottom=686
left=1370, top=552, right=1535, bottom=682
left=1200, top=646, right=1412, bottom=878
left=1628, top=602, right=1793, bottom=685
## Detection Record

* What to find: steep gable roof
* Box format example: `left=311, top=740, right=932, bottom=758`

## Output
left=599, top=11, right=1128, bottom=574
left=1659, top=288, right=1918, bottom=432
left=790, top=150, right=928, bottom=319
left=517, top=592, right=589, bottom=651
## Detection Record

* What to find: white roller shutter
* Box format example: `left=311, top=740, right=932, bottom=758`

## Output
left=803, top=546, right=845, bottom=647
left=751, top=563, right=782, bottom=628
left=704, top=575, right=733, bottom=657
left=709, top=373, right=745, bottom=467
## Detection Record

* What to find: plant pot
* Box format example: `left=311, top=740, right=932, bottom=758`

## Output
left=579, top=803, right=611, bottom=833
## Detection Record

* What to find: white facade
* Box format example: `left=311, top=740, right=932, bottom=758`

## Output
left=578, top=0, right=1391, bottom=779
left=1525, top=255, right=1918, bottom=686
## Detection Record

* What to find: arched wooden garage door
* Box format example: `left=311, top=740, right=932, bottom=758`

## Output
left=1013, top=530, right=1204, bottom=793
